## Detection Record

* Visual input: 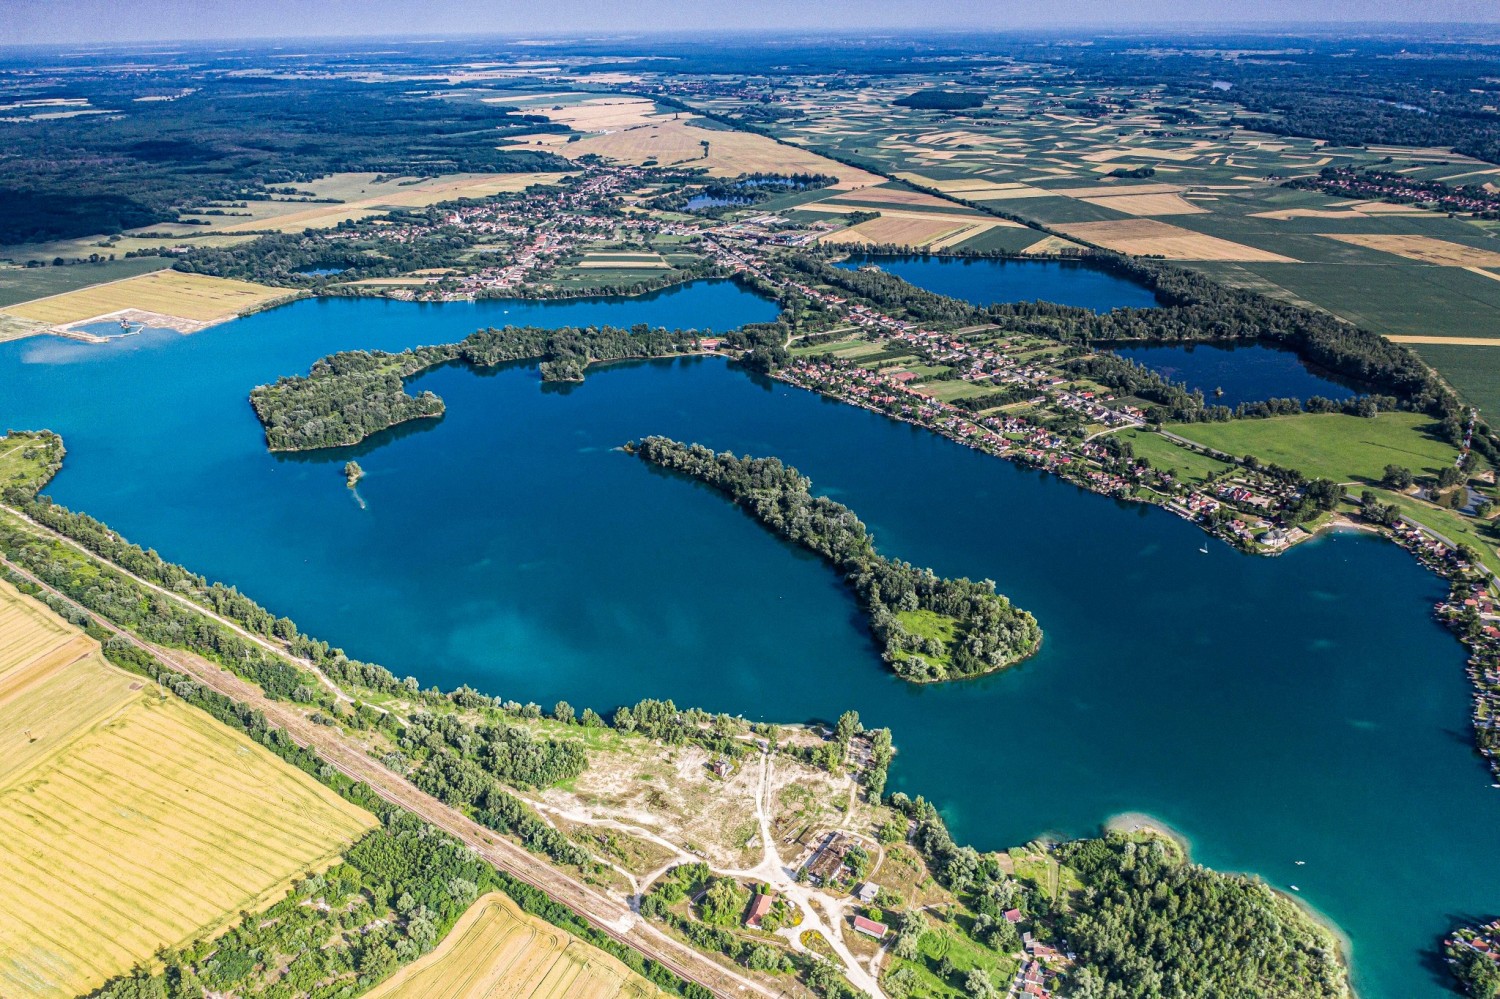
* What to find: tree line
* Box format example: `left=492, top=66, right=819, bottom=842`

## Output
left=630, top=436, right=1041, bottom=682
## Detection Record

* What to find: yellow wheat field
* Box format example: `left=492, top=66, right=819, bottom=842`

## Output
left=1078, top=193, right=1208, bottom=217
left=1320, top=233, right=1500, bottom=268
left=0, top=270, right=291, bottom=328
left=365, top=893, right=669, bottom=999
left=0, top=581, right=376, bottom=999
left=213, top=173, right=570, bottom=234
left=822, top=214, right=974, bottom=247
left=1054, top=219, right=1298, bottom=262
left=510, top=117, right=879, bottom=189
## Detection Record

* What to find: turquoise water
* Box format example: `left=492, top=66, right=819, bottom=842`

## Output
left=833, top=253, right=1164, bottom=312
left=1112, top=341, right=1361, bottom=408
left=2, top=282, right=1496, bottom=999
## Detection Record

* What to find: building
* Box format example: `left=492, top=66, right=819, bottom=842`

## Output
left=745, top=892, right=774, bottom=930
left=852, top=914, right=888, bottom=939
left=855, top=882, right=879, bottom=904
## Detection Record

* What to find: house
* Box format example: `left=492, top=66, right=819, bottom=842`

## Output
left=745, top=892, right=774, bottom=930
left=710, top=758, right=732, bottom=778
left=852, top=915, right=888, bottom=939
left=855, top=882, right=879, bottom=904
left=1003, top=908, right=1024, bottom=924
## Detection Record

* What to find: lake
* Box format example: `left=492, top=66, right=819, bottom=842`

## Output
left=1112, top=341, right=1361, bottom=407
left=2, top=278, right=1495, bottom=999
left=833, top=253, right=1164, bottom=312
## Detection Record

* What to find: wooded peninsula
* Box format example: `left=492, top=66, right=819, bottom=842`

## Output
left=629, top=435, right=1042, bottom=683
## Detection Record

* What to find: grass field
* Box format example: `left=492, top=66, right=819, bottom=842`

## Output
left=0, top=258, right=168, bottom=309
left=0, top=270, right=291, bottom=328
left=1165, top=412, right=1460, bottom=485
left=1117, top=428, right=1234, bottom=485
left=364, top=892, right=669, bottom=999
left=0, top=580, right=376, bottom=999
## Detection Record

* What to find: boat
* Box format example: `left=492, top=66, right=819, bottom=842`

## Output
left=1295, top=860, right=1305, bottom=866
left=1289, top=885, right=1300, bottom=892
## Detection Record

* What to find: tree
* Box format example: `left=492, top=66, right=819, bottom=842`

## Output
left=1439, top=464, right=1465, bottom=489
left=1382, top=464, right=1415, bottom=489
left=698, top=877, right=750, bottom=926
left=965, top=968, right=1000, bottom=999
left=892, top=911, right=927, bottom=960
left=835, top=710, right=862, bottom=745
left=551, top=700, right=575, bottom=724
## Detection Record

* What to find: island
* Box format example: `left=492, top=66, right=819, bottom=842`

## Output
left=628, top=435, right=1041, bottom=682
left=249, top=324, right=721, bottom=451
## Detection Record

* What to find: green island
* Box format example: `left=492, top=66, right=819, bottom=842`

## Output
left=250, top=324, right=763, bottom=451
left=630, top=435, right=1042, bottom=682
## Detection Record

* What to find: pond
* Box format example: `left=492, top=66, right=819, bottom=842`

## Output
left=1111, top=340, right=1362, bottom=407
left=833, top=253, right=1164, bottom=312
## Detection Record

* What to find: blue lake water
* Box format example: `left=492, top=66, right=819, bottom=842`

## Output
left=1112, top=341, right=1362, bottom=408
left=2, top=278, right=1496, bottom=999
left=833, top=253, right=1165, bottom=312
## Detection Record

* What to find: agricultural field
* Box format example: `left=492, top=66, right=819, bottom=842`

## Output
left=503, top=98, right=879, bottom=187
left=364, top=892, right=669, bottom=999
left=1116, top=428, right=1235, bottom=486
left=682, top=72, right=1500, bottom=413
left=0, top=258, right=168, bottom=309
left=1165, top=411, right=1461, bottom=485
left=0, top=269, right=292, bottom=331
left=0, top=580, right=376, bottom=999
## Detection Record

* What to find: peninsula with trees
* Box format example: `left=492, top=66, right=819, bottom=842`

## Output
left=629, top=435, right=1042, bottom=682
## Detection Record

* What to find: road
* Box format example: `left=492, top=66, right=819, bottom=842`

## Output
left=0, top=538, right=780, bottom=999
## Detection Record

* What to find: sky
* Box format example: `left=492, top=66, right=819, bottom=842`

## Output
left=2, top=0, right=1498, bottom=46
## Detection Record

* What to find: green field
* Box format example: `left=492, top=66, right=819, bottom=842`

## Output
left=0, top=258, right=169, bottom=309
left=1116, top=428, right=1234, bottom=485
left=1403, top=342, right=1500, bottom=418
left=1165, top=412, right=1460, bottom=485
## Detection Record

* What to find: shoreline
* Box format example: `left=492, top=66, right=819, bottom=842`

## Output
left=1104, top=810, right=1360, bottom=996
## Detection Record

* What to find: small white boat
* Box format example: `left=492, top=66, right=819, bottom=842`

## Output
left=1295, top=860, right=1305, bottom=866
left=1290, top=885, right=1301, bottom=892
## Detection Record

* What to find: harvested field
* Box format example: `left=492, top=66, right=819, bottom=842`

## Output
left=1078, top=193, right=1208, bottom=216
left=576, top=252, right=670, bottom=269
left=0, top=271, right=292, bottom=330
left=1053, top=219, right=1298, bottom=261
left=0, top=581, right=376, bottom=999
left=1320, top=234, right=1500, bottom=268
left=533, top=97, right=667, bottom=131
left=512, top=117, right=879, bottom=188
left=824, top=186, right=957, bottom=209
left=822, top=215, right=975, bottom=247
left=1047, top=182, right=1188, bottom=198
left=214, top=173, right=568, bottom=233
left=365, top=892, right=668, bottom=999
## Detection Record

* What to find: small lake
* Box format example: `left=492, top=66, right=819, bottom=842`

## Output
left=684, top=194, right=750, bottom=210
left=834, top=253, right=1164, bottom=312
left=1, top=277, right=1495, bottom=999
left=1111, top=341, right=1362, bottom=407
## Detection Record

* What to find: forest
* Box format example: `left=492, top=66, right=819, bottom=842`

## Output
left=893, top=90, right=989, bottom=111
left=630, top=436, right=1041, bottom=682
left=0, top=77, right=569, bottom=243
left=886, top=793, right=1349, bottom=999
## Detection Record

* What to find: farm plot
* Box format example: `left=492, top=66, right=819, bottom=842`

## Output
left=1319, top=233, right=1500, bottom=269
left=211, top=172, right=569, bottom=234
left=510, top=116, right=880, bottom=188
left=0, top=270, right=292, bottom=331
left=365, top=892, right=668, bottom=999
left=1053, top=219, right=1298, bottom=261
left=822, top=214, right=978, bottom=247
left=0, top=581, right=376, bottom=999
